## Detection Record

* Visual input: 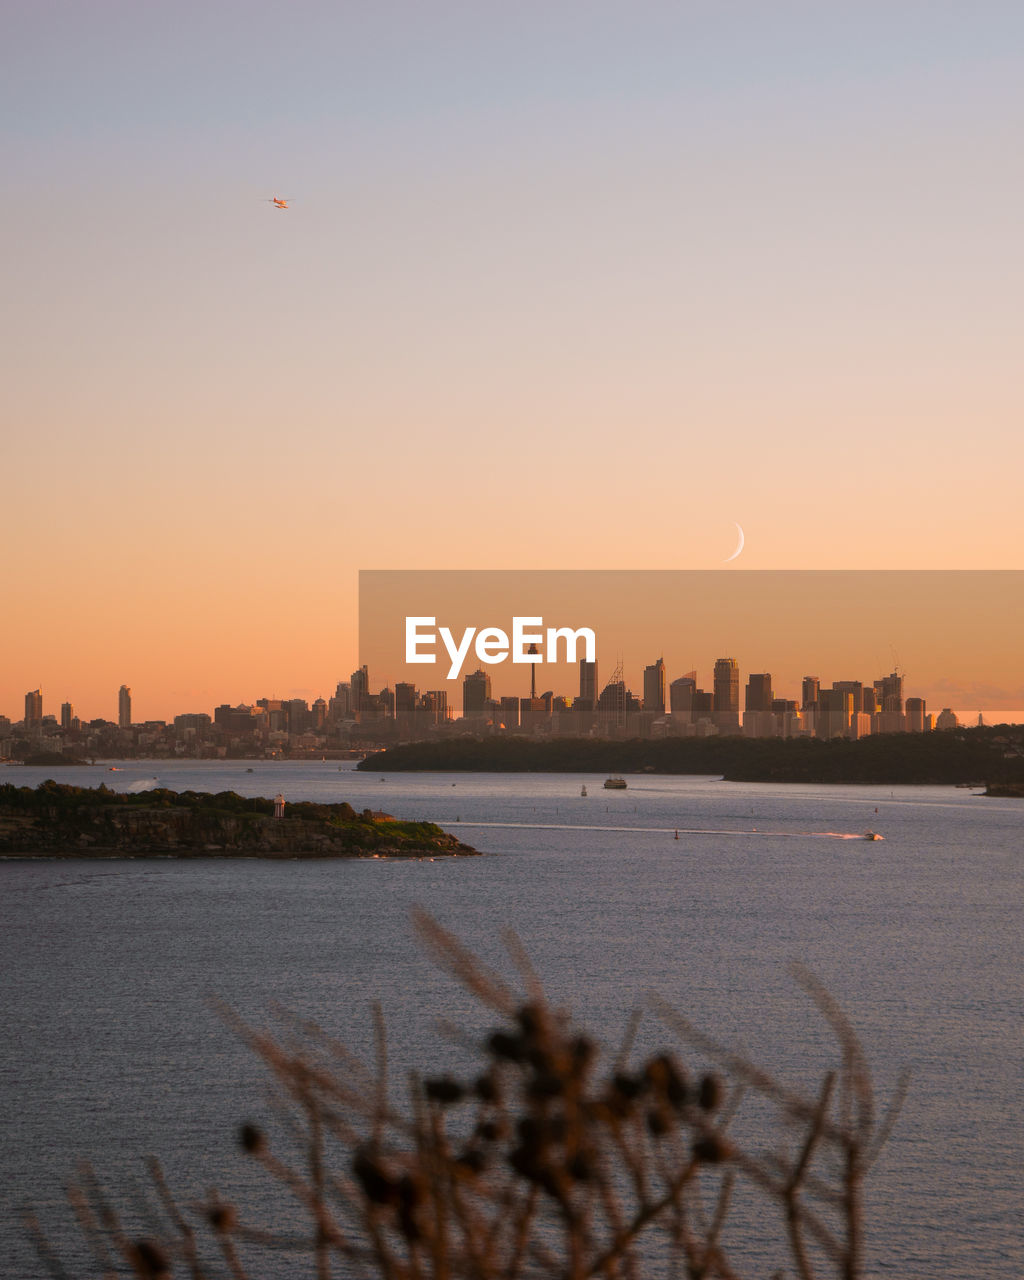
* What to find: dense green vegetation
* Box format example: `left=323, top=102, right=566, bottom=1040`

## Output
left=0, top=782, right=477, bottom=857
left=358, top=726, right=1024, bottom=786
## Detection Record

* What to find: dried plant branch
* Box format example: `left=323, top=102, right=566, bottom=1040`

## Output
left=32, top=915, right=902, bottom=1280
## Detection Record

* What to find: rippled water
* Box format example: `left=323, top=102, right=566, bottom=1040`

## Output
left=1, top=760, right=1022, bottom=1277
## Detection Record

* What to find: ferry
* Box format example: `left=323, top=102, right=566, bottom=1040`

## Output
left=603, top=777, right=628, bottom=790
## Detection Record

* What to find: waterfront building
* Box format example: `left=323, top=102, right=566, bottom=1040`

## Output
left=118, top=685, right=132, bottom=729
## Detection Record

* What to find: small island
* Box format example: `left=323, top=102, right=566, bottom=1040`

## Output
left=0, top=782, right=479, bottom=859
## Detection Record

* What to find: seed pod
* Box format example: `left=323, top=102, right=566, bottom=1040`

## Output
left=692, top=1133, right=731, bottom=1164
left=473, top=1072, right=500, bottom=1104
left=645, top=1053, right=690, bottom=1110
left=130, top=1239, right=170, bottom=1279
left=612, top=1072, right=646, bottom=1101
left=207, top=1204, right=237, bottom=1233
left=488, top=1030, right=527, bottom=1062
left=238, top=1123, right=265, bottom=1155
left=424, top=1075, right=464, bottom=1105
left=352, top=1147, right=399, bottom=1205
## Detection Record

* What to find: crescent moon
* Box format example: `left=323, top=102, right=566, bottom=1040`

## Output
left=723, top=522, right=745, bottom=562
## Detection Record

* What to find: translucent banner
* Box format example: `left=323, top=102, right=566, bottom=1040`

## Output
left=359, top=570, right=1024, bottom=724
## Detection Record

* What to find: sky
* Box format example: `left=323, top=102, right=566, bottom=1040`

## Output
left=3, top=1, right=1023, bottom=722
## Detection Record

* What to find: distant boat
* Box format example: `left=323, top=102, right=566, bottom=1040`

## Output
left=580, top=785, right=588, bottom=796
left=603, top=777, right=627, bottom=790
left=863, top=831, right=884, bottom=841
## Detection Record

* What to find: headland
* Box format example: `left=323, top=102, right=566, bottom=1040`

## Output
left=356, top=726, right=1024, bottom=787
left=0, top=782, right=478, bottom=859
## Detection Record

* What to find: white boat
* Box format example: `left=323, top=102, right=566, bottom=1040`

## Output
left=603, top=777, right=627, bottom=790
left=580, top=785, right=588, bottom=796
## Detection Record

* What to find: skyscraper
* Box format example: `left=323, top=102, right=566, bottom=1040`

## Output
left=286, top=699, right=311, bottom=734
left=25, top=689, right=42, bottom=726
left=643, top=658, right=666, bottom=716
left=875, top=671, right=904, bottom=714
left=801, top=676, right=820, bottom=709
left=744, top=673, right=773, bottom=712
left=874, top=671, right=905, bottom=734
left=351, top=666, right=370, bottom=716
left=118, top=685, right=132, bottom=729
left=463, top=669, right=491, bottom=718
left=395, top=683, right=418, bottom=718
left=60, top=701, right=74, bottom=731
left=669, top=674, right=696, bottom=720
left=596, top=679, right=627, bottom=729
left=579, top=659, right=598, bottom=709
left=713, top=658, right=740, bottom=732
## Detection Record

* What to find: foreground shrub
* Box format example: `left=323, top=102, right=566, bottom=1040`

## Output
left=27, top=912, right=905, bottom=1279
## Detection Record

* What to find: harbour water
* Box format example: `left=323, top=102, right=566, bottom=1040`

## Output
left=1, top=760, right=1021, bottom=1277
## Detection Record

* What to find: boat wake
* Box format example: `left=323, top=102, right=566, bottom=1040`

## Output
left=439, top=821, right=883, bottom=840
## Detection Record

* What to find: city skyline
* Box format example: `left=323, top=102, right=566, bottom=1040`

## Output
left=3, top=647, right=1017, bottom=744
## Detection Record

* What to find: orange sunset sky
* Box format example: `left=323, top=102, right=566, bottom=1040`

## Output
left=3, top=3, right=1023, bottom=723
